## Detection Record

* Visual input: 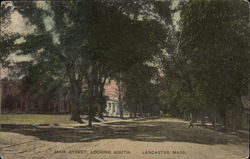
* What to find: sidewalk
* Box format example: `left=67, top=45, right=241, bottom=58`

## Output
left=195, top=122, right=249, bottom=138
left=237, top=130, right=249, bottom=137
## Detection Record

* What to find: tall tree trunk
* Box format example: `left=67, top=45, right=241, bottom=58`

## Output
left=201, top=111, right=205, bottom=126
left=139, top=103, right=143, bottom=117
left=119, top=93, right=123, bottom=118
left=222, top=105, right=228, bottom=131
left=117, top=78, right=123, bottom=118
left=212, top=107, right=216, bottom=127
left=133, top=105, right=137, bottom=119
left=191, top=110, right=195, bottom=123
left=232, top=105, right=236, bottom=131
left=88, top=67, right=97, bottom=126
left=97, top=105, right=103, bottom=119
left=129, top=112, right=132, bottom=119
left=70, top=84, right=83, bottom=123
left=67, top=65, right=83, bottom=123
left=97, top=77, right=106, bottom=119
left=88, top=80, right=94, bottom=126
left=0, top=64, right=2, bottom=114
left=25, top=94, right=30, bottom=113
left=236, top=96, right=243, bottom=130
left=97, top=86, right=104, bottom=119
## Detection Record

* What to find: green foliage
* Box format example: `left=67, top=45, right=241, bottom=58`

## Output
left=123, top=63, right=161, bottom=116
left=3, top=0, right=171, bottom=120
left=0, top=2, right=19, bottom=66
left=180, top=0, right=249, bottom=102
left=160, top=0, right=250, bottom=119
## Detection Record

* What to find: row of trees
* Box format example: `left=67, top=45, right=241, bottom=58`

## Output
left=1, top=0, right=249, bottom=130
left=1, top=0, right=172, bottom=125
left=160, top=0, right=249, bottom=131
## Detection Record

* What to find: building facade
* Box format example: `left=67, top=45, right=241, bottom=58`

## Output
left=105, top=97, right=120, bottom=117
left=0, top=78, right=123, bottom=116
left=103, top=80, right=121, bottom=117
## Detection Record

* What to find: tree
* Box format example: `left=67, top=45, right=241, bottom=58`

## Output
left=1, top=2, right=24, bottom=67
left=177, top=0, right=249, bottom=129
left=8, top=0, right=170, bottom=125
left=122, top=63, right=160, bottom=118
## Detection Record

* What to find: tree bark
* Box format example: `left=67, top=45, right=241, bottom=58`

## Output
left=97, top=77, right=107, bottom=119
left=129, top=112, right=132, bottom=119
left=201, top=112, right=205, bottom=126
left=222, top=105, right=228, bottom=131
left=70, top=84, right=83, bottom=123
left=88, top=67, right=98, bottom=126
left=25, top=94, right=30, bottom=113
left=97, top=105, right=103, bottom=119
left=88, top=80, right=94, bottom=126
left=212, top=107, right=216, bottom=127
left=117, top=78, right=123, bottom=118
left=66, top=64, right=83, bottom=123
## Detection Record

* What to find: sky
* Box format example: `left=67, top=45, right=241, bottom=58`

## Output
left=6, top=0, right=181, bottom=35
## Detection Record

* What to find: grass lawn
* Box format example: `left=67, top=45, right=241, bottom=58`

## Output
left=0, top=114, right=78, bottom=125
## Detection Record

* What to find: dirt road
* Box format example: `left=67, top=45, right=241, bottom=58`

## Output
left=0, top=118, right=248, bottom=159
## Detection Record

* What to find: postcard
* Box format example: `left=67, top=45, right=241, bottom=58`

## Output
left=0, top=0, right=249, bottom=159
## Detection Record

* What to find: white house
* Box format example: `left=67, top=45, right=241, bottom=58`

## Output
left=105, top=96, right=120, bottom=117
left=104, top=80, right=121, bottom=117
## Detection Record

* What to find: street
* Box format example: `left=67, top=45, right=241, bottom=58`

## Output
left=0, top=118, right=248, bottom=159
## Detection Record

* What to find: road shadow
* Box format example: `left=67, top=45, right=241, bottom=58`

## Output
left=0, top=120, right=247, bottom=145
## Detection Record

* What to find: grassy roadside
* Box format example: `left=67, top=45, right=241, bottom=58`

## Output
left=0, top=114, right=78, bottom=124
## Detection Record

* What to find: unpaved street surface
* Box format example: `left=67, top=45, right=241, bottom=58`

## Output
left=0, top=118, right=249, bottom=159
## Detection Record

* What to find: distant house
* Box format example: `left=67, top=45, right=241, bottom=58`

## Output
left=105, top=96, right=120, bottom=117
left=0, top=79, right=71, bottom=113
left=0, top=64, right=126, bottom=115
left=0, top=78, right=125, bottom=116
left=1, top=79, right=26, bottom=112
left=104, top=80, right=123, bottom=117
